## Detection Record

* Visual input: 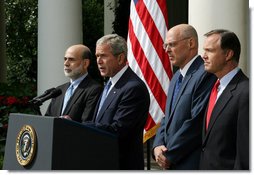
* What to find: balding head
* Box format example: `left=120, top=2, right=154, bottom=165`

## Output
left=66, top=44, right=92, bottom=60
left=164, top=24, right=199, bottom=69
left=169, top=24, right=199, bottom=49
left=64, top=44, right=91, bottom=80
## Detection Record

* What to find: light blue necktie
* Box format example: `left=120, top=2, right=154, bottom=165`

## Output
left=62, top=84, right=74, bottom=114
left=97, top=80, right=112, bottom=116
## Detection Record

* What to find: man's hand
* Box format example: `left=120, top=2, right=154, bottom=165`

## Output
left=154, top=145, right=171, bottom=169
left=59, top=115, right=72, bottom=120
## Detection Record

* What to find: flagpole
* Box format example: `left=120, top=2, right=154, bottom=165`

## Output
left=146, top=139, right=151, bottom=170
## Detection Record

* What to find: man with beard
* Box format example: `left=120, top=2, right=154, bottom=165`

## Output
left=45, top=44, right=102, bottom=123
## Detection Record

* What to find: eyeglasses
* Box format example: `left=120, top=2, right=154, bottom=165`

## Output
left=163, top=37, right=190, bottom=50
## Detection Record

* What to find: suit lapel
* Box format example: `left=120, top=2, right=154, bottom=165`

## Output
left=57, top=84, right=69, bottom=115
left=164, top=72, right=178, bottom=128
left=206, top=90, right=232, bottom=132
left=165, top=56, right=203, bottom=130
left=63, top=76, right=90, bottom=114
left=96, top=87, right=118, bottom=121
left=203, top=70, right=243, bottom=143
left=172, top=73, right=191, bottom=110
left=175, top=56, right=202, bottom=110
left=95, top=67, right=132, bottom=122
left=165, top=56, right=203, bottom=129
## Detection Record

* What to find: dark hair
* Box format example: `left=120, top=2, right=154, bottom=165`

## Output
left=204, top=29, right=241, bottom=63
left=82, top=48, right=92, bottom=60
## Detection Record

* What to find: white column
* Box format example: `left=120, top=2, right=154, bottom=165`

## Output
left=250, top=0, right=254, bottom=78
left=104, top=0, right=116, bottom=34
left=189, top=0, right=249, bottom=76
left=38, top=0, right=82, bottom=114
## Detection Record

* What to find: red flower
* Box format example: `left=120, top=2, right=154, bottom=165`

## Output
left=6, top=96, right=18, bottom=106
left=21, top=96, right=29, bottom=105
left=0, top=96, right=4, bottom=102
left=3, top=123, right=8, bottom=129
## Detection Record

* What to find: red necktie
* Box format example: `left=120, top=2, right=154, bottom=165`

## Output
left=206, top=80, right=220, bottom=130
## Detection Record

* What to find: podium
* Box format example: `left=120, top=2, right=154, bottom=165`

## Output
left=3, top=113, right=119, bottom=170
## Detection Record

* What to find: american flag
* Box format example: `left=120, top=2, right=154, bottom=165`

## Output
left=127, top=0, right=173, bottom=142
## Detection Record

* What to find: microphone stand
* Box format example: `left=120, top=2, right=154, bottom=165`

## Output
left=28, top=99, right=43, bottom=116
left=28, top=88, right=62, bottom=116
left=29, top=101, right=42, bottom=116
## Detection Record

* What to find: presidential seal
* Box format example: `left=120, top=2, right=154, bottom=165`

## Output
left=16, top=125, right=37, bottom=166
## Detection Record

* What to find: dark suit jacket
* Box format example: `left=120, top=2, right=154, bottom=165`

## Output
left=153, top=56, right=217, bottom=170
left=92, top=67, right=150, bottom=170
left=199, top=70, right=249, bottom=170
left=45, top=75, right=102, bottom=123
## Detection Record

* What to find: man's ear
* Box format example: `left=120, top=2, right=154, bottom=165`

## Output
left=225, top=49, right=234, bottom=62
left=83, top=59, right=90, bottom=68
left=117, top=53, right=125, bottom=65
left=188, top=38, right=195, bottom=49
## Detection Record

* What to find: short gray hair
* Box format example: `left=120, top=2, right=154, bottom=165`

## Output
left=96, top=34, right=127, bottom=59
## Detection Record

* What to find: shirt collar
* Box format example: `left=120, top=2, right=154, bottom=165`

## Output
left=219, top=67, right=240, bottom=90
left=109, top=65, right=128, bottom=87
left=70, top=73, right=88, bottom=90
left=179, top=55, right=199, bottom=78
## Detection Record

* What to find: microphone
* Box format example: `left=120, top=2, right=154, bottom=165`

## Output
left=31, top=88, right=56, bottom=101
left=32, top=88, right=62, bottom=106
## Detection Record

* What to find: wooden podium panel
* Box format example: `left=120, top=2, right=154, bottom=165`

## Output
left=3, top=113, right=119, bottom=170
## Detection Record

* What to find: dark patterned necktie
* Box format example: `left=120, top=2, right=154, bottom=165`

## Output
left=171, top=74, right=183, bottom=108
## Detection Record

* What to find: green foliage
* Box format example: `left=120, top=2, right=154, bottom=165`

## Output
left=0, top=153, right=3, bottom=170
left=5, top=0, right=38, bottom=84
left=1, top=0, right=105, bottom=168
left=83, top=0, right=104, bottom=83
left=5, top=0, right=104, bottom=85
left=0, top=83, right=36, bottom=169
left=112, top=0, right=130, bottom=39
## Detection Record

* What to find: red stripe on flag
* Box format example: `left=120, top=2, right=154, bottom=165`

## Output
left=144, top=113, right=156, bottom=131
left=128, top=20, right=167, bottom=112
left=135, top=0, right=173, bottom=79
left=128, top=0, right=172, bottom=142
left=157, top=0, right=169, bottom=27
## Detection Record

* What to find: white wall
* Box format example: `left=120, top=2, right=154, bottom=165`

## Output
left=189, top=0, right=249, bottom=76
left=250, top=0, right=254, bottom=77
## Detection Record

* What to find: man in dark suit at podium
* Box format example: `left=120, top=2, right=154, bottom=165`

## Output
left=45, top=44, right=102, bottom=123
left=92, top=34, right=150, bottom=170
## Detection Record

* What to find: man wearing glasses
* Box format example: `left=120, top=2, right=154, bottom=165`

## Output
left=153, top=24, right=216, bottom=170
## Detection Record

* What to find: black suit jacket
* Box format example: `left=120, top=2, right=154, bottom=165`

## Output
left=92, top=67, right=150, bottom=170
left=45, top=75, right=102, bottom=123
left=199, top=70, right=249, bottom=170
left=153, top=56, right=217, bottom=169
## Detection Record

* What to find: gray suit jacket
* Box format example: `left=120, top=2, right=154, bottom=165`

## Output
left=153, top=56, right=216, bottom=169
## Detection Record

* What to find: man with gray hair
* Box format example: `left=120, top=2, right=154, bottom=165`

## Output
left=91, top=34, right=150, bottom=170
